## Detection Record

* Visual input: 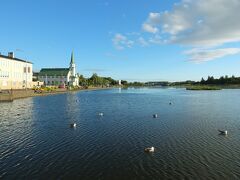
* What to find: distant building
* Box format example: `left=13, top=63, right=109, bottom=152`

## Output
left=0, top=52, right=33, bottom=90
left=118, top=80, right=122, bottom=85
left=33, top=72, right=39, bottom=82
left=32, top=72, right=44, bottom=87
left=38, top=52, right=79, bottom=86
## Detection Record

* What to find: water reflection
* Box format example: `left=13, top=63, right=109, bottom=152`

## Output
left=65, top=92, right=81, bottom=126
left=0, top=98, right=34, bottom=179
left=118, top=87, right=122, bottom=93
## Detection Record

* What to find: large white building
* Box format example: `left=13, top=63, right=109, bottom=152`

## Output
left=38, top=52, right=79, bottom=86
left=0, top=52, right=33, bottom=90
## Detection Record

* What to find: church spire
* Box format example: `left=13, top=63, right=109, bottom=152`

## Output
left=70, top=51, right=74, bottom=64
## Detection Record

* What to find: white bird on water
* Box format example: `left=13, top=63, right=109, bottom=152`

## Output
left=218, top=129, right=227, bottom=135
left=98, top=112, right=104, bottom=116
left=144, top=147, right=155, bottom=153
left=70, top=123, right=77, bottom=128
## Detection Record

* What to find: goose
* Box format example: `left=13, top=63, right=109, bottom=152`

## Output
left=144, top=147, right=155, bottom=153
left=218, top=129, right=227, bottom=135
left=153, top=114, right=158, bottom=118
left=70, top=123, right=77, bottom=128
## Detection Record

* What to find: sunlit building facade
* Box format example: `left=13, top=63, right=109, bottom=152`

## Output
left=0, top=52, right=33, bottom=90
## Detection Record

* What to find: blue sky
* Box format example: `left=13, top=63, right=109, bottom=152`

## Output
left=1, top=0, right=240, bottom=82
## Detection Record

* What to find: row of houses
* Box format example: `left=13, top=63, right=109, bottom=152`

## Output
left=0, top=51, right=79, bottom=90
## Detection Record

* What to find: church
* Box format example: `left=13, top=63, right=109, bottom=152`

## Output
left=38, top=52, right=79, bottom=86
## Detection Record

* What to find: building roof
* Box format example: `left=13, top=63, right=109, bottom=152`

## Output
left=70, top=51, right=74, bottom=64
left=39, top=68, right=69, bottom=76
left=0, top=54, right=33, bottom=64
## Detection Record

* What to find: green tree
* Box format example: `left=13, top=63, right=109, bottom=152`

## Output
left=79, top=74, right=87, bottom=86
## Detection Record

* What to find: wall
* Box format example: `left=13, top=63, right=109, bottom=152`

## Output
left=38, top=76, right=68, bottom=86
left=0, top=57, right=33, bottom=90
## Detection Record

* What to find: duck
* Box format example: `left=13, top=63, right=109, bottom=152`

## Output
left=153, top=114, right=158, bottom=118
left=98, top=112, right=104, bottom=116
left=218, top=129, right=227, bottom=135
left=70, top=123, right=77, bottom=128
left=144, top=147, right=155, bottom=153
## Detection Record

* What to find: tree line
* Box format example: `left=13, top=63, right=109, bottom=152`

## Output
left=170, top=75, right=240, bottom=86
left=199, top=75, right=240, bottom=85
left=79, top=74, right=240, bottom=87
left=78, top=73, right=117, bottom=87
left=78, top=73, right=146, bottom=87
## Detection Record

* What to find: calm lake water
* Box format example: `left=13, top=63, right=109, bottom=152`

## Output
left=1, top=88, right=240, bottom=179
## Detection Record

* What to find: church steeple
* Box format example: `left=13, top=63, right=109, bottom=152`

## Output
left=69, top=51, right=76, bottom=78
left=68, top=51, right=79, bottom=86
left=70, top=51, right=74, bottom=65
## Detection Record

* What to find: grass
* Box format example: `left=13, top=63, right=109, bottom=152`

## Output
left=186, top=85, right=222, bottom=90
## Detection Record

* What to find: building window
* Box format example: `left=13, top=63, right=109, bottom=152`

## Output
left=28, top=67, right=31, bottom=73
left=23, top=67, right=27, bottom=73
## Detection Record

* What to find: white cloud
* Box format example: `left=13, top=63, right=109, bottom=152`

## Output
left=138, top=37, right=149, bottom=46
left=184, top=48, right=240, bottom=63
left=140, top=0, right=240, bottom=62
left=143, top=0, right=240, bottom=46
left=142, top=23, right=158, bottom=34
left=112, top=0, right=240, bottom=63
left=112, top=33, right=134, bottom=50
left=149, top=35, right=162, bottom=44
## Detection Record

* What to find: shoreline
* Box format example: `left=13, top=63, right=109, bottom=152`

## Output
left=0, top=87, right=112, bottom=102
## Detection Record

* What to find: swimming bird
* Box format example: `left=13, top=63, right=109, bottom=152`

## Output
left=70, top=123, right=77, bottom=128
left=144, top=147, right=155, bottom=153
left=153, top=114, right=158, bottom=118
left=98, top=112, right=104, bottom=116
left=218, top=129, right=227, bottom=135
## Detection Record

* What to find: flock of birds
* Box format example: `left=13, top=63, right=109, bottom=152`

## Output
left=69, top=101, right=228, bottom=153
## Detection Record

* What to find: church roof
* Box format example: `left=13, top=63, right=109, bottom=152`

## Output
left=70, top=51, right=74, bottom=64
left=39, top=68, right=69, bottom=76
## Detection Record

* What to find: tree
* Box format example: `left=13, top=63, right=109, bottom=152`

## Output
left=79, top=74, right=87, bottom=86
left=200, top=78, right=205, bottom=84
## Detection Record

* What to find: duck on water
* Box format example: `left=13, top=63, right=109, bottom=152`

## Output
left=144, top=147, right=155, bottom=153
left=218, top=129, right=227, bottom=135
left=98, top=112, right=104, bottom=116
left=70, top=123, right=77, bottom=128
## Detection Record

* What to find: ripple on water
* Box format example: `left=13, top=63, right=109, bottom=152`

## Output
left=1, top=88, right=240, bottom=179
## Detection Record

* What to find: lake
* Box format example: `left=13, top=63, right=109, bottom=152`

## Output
left=1, top=88, right=240, bottom=179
